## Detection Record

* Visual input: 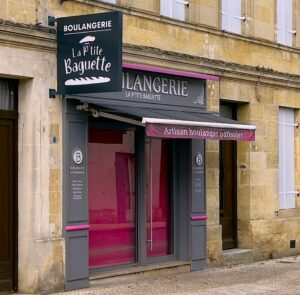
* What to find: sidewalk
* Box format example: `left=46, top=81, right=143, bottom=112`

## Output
left=45, top=255, right=300, bottom=294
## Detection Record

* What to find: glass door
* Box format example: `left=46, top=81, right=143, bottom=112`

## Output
left=146, top=138, right=173, bottom=258
left=88, top=129, right=136, bottom=269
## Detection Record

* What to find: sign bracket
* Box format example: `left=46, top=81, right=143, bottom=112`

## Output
left=49, top=88, right=57, bottom=99
left=48, top=16, right=56, bottom=26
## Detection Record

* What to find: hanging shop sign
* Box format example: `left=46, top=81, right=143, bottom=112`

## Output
left=57, top=11, right=122, bottom=95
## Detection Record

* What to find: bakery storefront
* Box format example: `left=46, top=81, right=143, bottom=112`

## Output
left=63, top=64, right=255, bottom=290
left=58, top=12, right=255, bottom=290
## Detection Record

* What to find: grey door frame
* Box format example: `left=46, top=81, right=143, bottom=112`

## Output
left=145, top=139, right=181, bottom=264
left=87, top=120, right=180, bottom=268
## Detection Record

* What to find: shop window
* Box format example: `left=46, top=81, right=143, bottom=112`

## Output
left=279, top=107, right=296, bottom=209
left=277, top=0, right=295, bottom=46
left=160, top=0, right=188, bottom=21
left=221, top=0, right=243, bottom=34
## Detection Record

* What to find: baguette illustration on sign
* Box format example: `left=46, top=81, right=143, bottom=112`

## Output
left=65, top=77, right=110, bottom=86
left=64, top=35, right=111, bottom=86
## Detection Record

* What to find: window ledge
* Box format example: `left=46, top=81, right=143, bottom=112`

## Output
left=276, top=208, right=300, bottom=218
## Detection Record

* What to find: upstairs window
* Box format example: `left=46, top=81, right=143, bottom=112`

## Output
left=279, top=107, right=296, bottom=209
left=221, top=0, right=244, bottom=34
left=160, top=0, right=188, bottom=21
left=277, top=0, right=295, bottom=46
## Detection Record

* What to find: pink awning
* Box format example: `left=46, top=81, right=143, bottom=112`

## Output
left=73, top=100, right=256, bottom=142
left=143, top=117, right=255, bottom=141
left=146, top=123, right=255, bottom=141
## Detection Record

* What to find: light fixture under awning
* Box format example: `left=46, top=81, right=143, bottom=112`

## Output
left=74, top=99, right=256, bottom=141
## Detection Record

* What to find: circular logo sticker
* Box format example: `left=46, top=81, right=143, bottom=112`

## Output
left=195, top=153, right=203, bottom=166
left=72, top=148, right=83, bottom=165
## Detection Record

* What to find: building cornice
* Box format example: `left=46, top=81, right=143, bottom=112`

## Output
left=0, top=19, right=56, bottom=52
left=123, top=44, right=300, bottom=90
left=0, top=19, right=299, bottom=89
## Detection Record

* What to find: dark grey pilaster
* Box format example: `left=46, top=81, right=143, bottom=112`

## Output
left=63, top=100, right=89, bottom=290
left=190, top=139, right=206, bottom=270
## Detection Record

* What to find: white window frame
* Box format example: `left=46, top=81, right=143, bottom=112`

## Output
left=160, top=0, right=188, bottom=21
left=279, top=107, right=296, bottom=209
left=221, top=0, right=243, bottom=34
left=277, top=0, right=294, bottom=46
left=102, top=0, right=117, bottom=4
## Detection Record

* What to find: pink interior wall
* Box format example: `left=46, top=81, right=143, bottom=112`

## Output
left=88, top=129, right=136, bottom=268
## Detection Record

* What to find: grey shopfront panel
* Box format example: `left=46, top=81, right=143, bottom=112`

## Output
left=191, top=140, right=205, bottom=213
left=67, top=120, right=87, bottom=222
left=64, top=108, right=89, bottom=290
left=66, top=231, right=89, bottom=284
left=190, top=139, right=206, bottom=270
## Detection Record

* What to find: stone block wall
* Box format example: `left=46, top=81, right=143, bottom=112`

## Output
left=247, top=84, right=300, bottom=261
left=0, top=0, right=299, bottom=73
left=0, top=24, right=64, bottom=292
left=295, top=0, right=300, bottom=47
left=121, top=0, right=159, bottom=14
left=1, top=0, right=300, bottom=290
left=206, top=80, right=222, bottom=265
left=252, top=0, right=276, bottom=42
left=214, top=78, right=300, bottom=263
left=0, top=0, right=36, bottom=23
left=188, top=0, right=220, bottom=28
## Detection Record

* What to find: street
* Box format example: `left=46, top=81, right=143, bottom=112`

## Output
left=50, top=255, right=300, bottom=295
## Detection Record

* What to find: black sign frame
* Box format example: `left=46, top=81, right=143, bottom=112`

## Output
left=57, top=11, right=122, bottom=95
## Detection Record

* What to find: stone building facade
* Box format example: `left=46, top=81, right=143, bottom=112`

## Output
left=1, top=0, right=300, bottom=293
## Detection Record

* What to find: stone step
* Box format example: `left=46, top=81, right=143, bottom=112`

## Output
left=90, top=261, right=191, bottom=287
left=222, top=248, right=254, bottom=266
